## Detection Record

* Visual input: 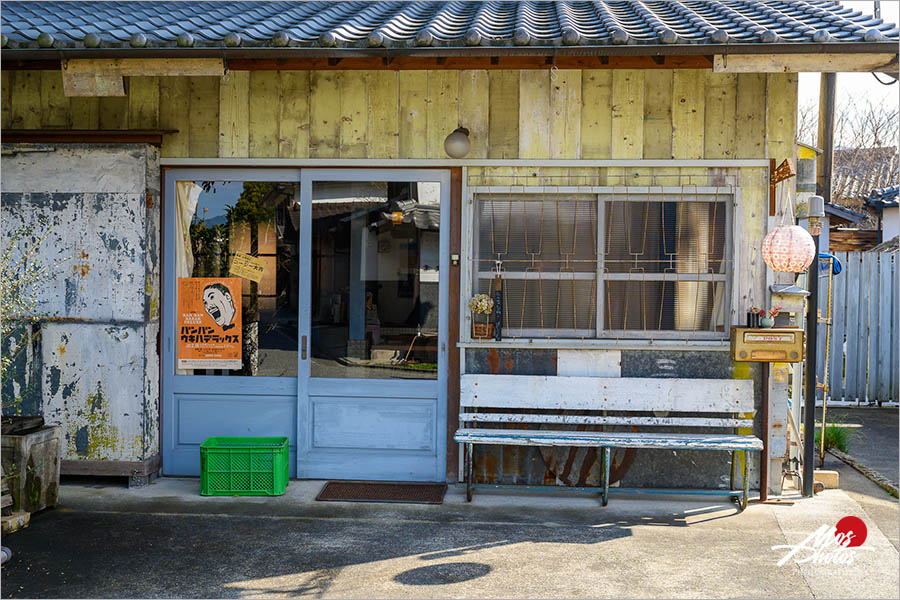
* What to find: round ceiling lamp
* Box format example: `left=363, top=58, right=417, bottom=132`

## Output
left=761, top=224, right=816, bottom=272
left=444, top=127, right=470, bottom=159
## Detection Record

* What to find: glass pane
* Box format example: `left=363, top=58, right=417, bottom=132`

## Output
left=477, top=194, right=597, bottom=273
left=310, top=181, right=439, bottom=379
left=176, top=180, right=299, bottom=377
left=604, top=198, right=726, bottom=274
left=477, top=276, right=596, bottom=338
left=604, top=279, right=726, bottom=333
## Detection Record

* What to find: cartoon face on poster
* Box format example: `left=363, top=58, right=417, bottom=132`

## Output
left=177, top=277, right=242, bottom=369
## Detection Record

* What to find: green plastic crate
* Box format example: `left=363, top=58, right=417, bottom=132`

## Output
left=200, top=436, right=289, bottom=496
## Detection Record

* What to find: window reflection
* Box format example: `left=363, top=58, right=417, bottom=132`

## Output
left=178, top=181, right=299, bottom=377
left=310, top=181, right=440, bottom=379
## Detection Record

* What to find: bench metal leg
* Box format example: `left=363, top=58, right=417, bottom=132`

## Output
left=601, top=447, right=610, bottom=507
left=730, top=450, right=737, bottom=491
left=466, top=443, right=473, bottom=502
left=740, top=449, right=749, bottom=511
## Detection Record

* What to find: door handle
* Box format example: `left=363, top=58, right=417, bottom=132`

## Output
left=301, top=335, right=307, bottom=360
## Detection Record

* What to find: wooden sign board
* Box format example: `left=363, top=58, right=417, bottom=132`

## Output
left=177, top=277, right=242, bottom=369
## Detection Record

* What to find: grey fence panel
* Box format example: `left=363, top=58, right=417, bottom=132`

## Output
left=877, top=255, right=893, bottom=401
left=889, top=252, right=900, bottom=400
left=818, top=251, right=897, bottom=404
left=844, top=252, right=861, bottom=401
left=829, top=252, right=847, bottom=400
left=866, top=252, right=880, bottom=402
left=858, top=252, right=872, bottom=402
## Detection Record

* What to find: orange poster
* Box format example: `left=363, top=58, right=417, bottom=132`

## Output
left=177, top=277, right=242, bottom=370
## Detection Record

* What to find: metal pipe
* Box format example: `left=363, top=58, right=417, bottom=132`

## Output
left=803, top=237, right=820, bottom=497
left=761, top=362, right=769, bottom=501
left=820, top=257, right=835, bottom=467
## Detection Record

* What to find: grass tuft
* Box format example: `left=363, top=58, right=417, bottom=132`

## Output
left=815, top=418, right=855, bottom=454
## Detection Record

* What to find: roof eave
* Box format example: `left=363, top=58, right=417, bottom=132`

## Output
left=2, top=42, right=898, bottom=61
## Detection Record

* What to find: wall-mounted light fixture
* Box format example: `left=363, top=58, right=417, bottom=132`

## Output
left=444, top=127, right=470, bottom=159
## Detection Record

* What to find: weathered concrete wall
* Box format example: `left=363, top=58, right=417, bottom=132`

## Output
left=1, top=143, right=160, bottom=465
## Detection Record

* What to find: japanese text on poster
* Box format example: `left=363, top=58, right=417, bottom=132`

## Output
left=177, top=277, right=242, bottom=369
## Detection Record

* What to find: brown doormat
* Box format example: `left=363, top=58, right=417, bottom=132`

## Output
left=315, top=481, right=447, bottom=504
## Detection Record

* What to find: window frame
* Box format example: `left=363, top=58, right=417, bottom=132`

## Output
left=463, top=185, right=735, bottom=343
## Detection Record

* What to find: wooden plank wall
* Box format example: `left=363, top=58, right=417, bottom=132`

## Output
left=2, top=67, right=795, bottom=324
left=2, top=69, right=796, bottom=165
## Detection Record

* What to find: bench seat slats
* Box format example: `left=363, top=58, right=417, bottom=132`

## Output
left=455, top=429, right=763, bottom=451
left=459, top=414, right=754, bottom=428
left=461, top=375, right=755, bottom=413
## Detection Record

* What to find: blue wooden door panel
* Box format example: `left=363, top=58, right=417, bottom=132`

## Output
left=176, top=395, right=297, bottom=444
left=168, top=393, right=297, bottom=476
left=299, top=450, right=439, bottom=482
left=311, top=397, right=437, bottom=451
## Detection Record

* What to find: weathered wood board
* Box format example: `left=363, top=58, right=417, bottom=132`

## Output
left=460, top=374, right=754, bottom=412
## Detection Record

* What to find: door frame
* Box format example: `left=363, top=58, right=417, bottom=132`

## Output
left=298, top=168, right=451, bottom=482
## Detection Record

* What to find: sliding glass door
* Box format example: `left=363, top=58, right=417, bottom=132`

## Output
left=297, top=169, right=449, bottom=482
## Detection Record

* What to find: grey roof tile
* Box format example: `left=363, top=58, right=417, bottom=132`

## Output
left=1, top=0, right=897, bottom=49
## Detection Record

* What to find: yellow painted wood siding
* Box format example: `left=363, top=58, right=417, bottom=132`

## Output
left=3, top=69, right=796, bottom=163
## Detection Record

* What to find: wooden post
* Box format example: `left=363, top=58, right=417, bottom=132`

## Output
left=816, top=74, right=836, bottom=204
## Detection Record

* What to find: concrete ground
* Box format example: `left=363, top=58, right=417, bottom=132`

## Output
left=2, top=477, right=898, bottom=599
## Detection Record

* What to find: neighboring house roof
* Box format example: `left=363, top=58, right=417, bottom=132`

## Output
left=1, top=1, right=897, bottom=52
left=825, top=201, right=866, bottom=225
left=833, top=147, right=900, bottom=204
left=865, top=185, right=900, bottom=210
left=869, top=235, right=899, bottom=252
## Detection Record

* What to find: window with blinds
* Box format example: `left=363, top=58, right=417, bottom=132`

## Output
left=472, top=188, right=731, bottom=339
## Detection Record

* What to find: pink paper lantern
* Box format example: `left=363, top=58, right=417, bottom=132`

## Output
left=761, top=225, right=816, bottom=272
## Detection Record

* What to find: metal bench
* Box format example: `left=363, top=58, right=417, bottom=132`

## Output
left=454, top=374, right=763, bottom=509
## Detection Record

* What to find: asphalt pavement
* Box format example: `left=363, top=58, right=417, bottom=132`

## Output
left=1, top=477, right=898, bottom=599
left=818, top=406, right=899, bottom=484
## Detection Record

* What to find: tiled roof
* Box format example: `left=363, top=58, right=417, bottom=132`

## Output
left=1, top=1, right=897, bottom=50
left=866, top=186, right=900, bottom=209
left=833, top=147, right=899, bottom=203
left=824, top=201, right=866, bottom=224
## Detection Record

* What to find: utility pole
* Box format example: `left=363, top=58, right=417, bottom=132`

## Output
left=816, top=73, right=836, bottom=203
left=803, top=198, right=824, bottom=497
left=804, top=71, right=837, bottom=497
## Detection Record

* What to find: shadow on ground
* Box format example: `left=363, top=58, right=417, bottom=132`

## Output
left=0, top=488, right=738, bottom=598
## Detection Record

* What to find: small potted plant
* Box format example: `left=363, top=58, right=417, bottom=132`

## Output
left=468, top=293, right=495, bottom=339
left=759, top=306, right=781, bottom=328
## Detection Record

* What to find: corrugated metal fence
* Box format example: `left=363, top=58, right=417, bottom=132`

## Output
left=817, top=251, right=899, bottom=404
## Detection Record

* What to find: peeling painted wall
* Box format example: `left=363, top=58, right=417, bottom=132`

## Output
left=1, top=143, right=160, bottom=464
